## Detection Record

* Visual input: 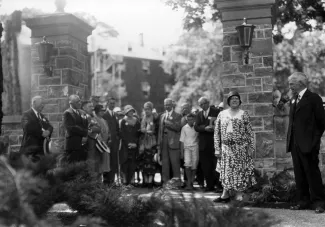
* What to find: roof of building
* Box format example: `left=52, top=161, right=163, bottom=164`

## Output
left=88, top=32, right=166, bottom=61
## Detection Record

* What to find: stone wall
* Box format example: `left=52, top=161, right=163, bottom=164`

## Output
left=222, top=24, right=286, bottom=178
left=222, top=24, right=325, bottom=180
left=24, top=13, right=93, bottom=150
left=0, top=116, right=22, bottom=154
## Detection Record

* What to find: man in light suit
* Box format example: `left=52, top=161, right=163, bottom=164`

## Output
left=287, top=72, right=325, bottom=213
left=195, top=97, right=221, bottom=192
left=102, top=97, right=119, bottom=184
left=63, top=95, right=88, bottom=163
left=157, top=98, right=182, bottom=184
left=20, top=96, right=53, bottom=160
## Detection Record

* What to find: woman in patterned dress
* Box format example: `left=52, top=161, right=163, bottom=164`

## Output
left=213, top=91, right=256, bottom=203
left=138, top=102, right=159, bottom=188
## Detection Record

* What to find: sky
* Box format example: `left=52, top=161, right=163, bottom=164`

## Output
left=0, top=0, right=185, bottom=48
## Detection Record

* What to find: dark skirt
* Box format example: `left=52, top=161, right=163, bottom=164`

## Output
left=138, top=146, right=158, bottom=175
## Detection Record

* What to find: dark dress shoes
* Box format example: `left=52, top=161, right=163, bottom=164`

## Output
left=204, top=187, right=215, bottom=192
left=215, top=187, right=223, bottom=193
left=315, top=206, right=325, bottom=214
left=213, top=197, right=230, bottom=203
left=290, top=204, right=309, bottom=210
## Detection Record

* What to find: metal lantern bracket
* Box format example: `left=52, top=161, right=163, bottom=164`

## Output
left=235, top=18, right=256, bottom=64
left=36, top=36, right=54, bottom=76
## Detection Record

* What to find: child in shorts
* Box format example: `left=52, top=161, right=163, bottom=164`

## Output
left=180, top=113, right=199, bottom=190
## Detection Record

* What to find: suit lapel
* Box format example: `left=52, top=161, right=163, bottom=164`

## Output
left=296, top=90, right=310, bottom=113
left=29, top=109, right=43, bottom=128
left=289, top=99, right=296, bottom=118
left=29, top=109, right=39, bottom=121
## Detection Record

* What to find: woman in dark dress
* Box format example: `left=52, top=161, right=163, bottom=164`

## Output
left=138, top=102, right=159, bottom=188
left=119, top=105, right=141, bottom=185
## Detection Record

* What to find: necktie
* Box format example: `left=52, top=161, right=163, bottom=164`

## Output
left=37, top=112, right=42, bottom=120
left=297, top=95, right=301, bottom=103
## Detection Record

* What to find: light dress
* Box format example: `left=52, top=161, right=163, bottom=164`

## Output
left=214, top=109, right=256, bottom=192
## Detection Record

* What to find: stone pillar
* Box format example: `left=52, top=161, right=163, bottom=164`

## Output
left=216, top=0, right=289, bottom=177
left=25, top=13, right=93, bottom=148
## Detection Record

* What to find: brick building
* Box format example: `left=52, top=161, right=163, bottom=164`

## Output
left=89, top=35, right=174, bottom=113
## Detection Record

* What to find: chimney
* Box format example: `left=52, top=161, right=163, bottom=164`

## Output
left=139, top=33, right=144, bottom=47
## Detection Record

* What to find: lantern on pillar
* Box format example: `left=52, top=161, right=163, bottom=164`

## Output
left=36, top=36, right=54, bottom=76
left=235, top=18, right=256, bottom=64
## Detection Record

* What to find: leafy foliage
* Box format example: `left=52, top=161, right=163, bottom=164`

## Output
left=275, top=30, right=325, bottom=96
left=164, top=0, right=325, bottom=41
left=275, top=0, right=325, bottom=31
left=249, top=169, right=297, bottom=204
left=163, top=26, right=223, bottom=109
left=0, top=151, right=277, bottom=227
left=165, top=0, right=220, bottom=30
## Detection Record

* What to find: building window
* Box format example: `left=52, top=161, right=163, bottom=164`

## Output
left=142, top=60, right=150, bottom=74
left=141, top=81, right=151, bottom=99
left=164, top=84, right=172, bottom=96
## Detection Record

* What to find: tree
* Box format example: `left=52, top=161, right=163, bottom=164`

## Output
left=163, top=24, right=223, bottom=109
left=275, top=30, right=325, bottom=96
left=164, top=0, right=325, bottom=40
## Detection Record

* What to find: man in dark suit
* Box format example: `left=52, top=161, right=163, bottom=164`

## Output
left=63, top=95, right=88, bottom=163
left=287, top=72, right=325, bottom=213
left=102, top=97, right=120, bottom=184
left=20, top=96, right=53, bottom=160
left=195, top=97, right=221, bottom=192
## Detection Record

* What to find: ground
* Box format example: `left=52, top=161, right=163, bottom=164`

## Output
left=50, top=187, right=325, bottom=227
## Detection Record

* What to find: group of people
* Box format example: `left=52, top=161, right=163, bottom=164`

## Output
left=19, top=72, right=325, bottom=212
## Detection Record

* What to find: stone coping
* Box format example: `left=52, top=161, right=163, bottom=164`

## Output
left=25, top=13, right=94, bottom=32
left=2, top=115, right=22, bottom=124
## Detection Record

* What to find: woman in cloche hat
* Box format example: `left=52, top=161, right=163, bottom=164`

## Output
left=119, top=105, right=141, bottom=185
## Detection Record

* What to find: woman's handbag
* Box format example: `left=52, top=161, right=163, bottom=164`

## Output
left=95, top=135, right=110, bottom=153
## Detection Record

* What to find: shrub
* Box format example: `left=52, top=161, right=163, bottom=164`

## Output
left=249, top=169, right=297, bottom=204
left=0, top=152, right=277, bottom=227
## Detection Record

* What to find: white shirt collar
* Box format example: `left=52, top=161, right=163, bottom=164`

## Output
left=298, top=88, right=307, bottom=99
left=166, top=109, right=173, bottom=116
left=32, top=107, right=39, bottom=117
left=107, top=108, right=114, bottom=115
left=205, top=107, right=210, bottom=116
left=186, top=123, right=194, bottom=129
left=70, top=107, right=78, bottom=114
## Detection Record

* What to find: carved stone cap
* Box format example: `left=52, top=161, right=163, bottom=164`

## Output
left=55, top=0, right=67, bottom=13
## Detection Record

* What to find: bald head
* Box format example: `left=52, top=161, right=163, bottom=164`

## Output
left=69, top=95, right=81, bottom=109
left=198, top=97, right=210, bottom=111
left=32, top=96, right=45, bottom=112
left=164, top=98, right=174, bottom=112
left=181, top=103, right=190, bottom=116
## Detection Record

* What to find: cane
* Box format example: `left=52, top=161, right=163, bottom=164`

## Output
left=116, top=138, right=122, bottom=186
left=116, top=119, right=123, bottom=186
